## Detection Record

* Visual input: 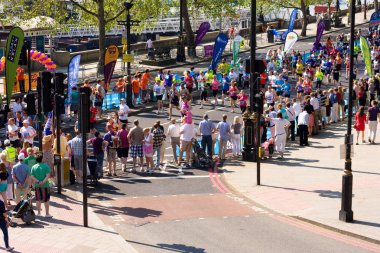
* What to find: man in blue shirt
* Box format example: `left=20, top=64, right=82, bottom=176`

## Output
left=216, top=114, right=231, bottom=160
left=282, top=79, right=291, bottom=98
left=12, top=153, right=30, bottom=203
left=198, top=114, right=215, bottom=157
left=274, top=75, right=285, bottom=98
left=103, top=125, right=117, bottom=176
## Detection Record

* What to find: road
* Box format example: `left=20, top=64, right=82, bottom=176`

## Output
left=71, top=23, right=380, bottom=252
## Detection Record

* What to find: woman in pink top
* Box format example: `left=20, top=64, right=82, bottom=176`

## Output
left=211, top=75, right=219, bottom=108
left=228, top=81, right=239, bottom=113
left=238, top=90, right=248, bottom=113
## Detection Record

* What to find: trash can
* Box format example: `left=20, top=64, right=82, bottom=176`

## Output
left=62, top=157, right=71, bottom=186
left=87, top=156, right=98, bottom=185
left=267, top=29, right=274, bottom=43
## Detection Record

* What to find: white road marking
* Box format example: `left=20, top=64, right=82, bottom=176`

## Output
left=101, top=175, right=210, bottom=182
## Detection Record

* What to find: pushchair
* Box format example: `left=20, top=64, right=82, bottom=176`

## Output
left=191, top=139, right=215, bottom=169
left=9, top=192, right=35, bottom=226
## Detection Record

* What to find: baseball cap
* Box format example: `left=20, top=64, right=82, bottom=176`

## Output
left=18, top=153, right=25, bottom=160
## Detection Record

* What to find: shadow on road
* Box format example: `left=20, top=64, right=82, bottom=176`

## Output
left=125, top=239, right=206, bottom=253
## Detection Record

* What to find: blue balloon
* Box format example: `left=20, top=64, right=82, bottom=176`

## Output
left=174, top=74, right=180, bottom=80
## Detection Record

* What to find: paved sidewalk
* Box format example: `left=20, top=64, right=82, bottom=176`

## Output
left=222, top=121, right=380, bottom=242
left=7, top=188, right=138, bottom=253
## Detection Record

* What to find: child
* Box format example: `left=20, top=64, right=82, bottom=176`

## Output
left=197, top=71, right=208, bottom=109
left=181, top=97, right=190, bottom=117
left=90, top=105, right=97, bottom=134
left=238, top=90, right=248, bottom=113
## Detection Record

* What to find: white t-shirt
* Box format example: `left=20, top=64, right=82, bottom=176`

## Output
left=146, top=39, right=153, bottom=49
left=119, top=104, right=130, bottom=121
left=20, top=126, right=36, bottom=144
left=293, top=102, right=301, bottom=116
left=271, top=118, right=290, bottom=136
left=154, top=84, right=165, bottom=96
left=13, top=102, right=22, bottom=116
left=180, top=123, right=195, bottom=142
left=167, top=124, right=180, bottom=138
left=7, top=124, right=19, bottom=141
left=265, top=91, right=274, bottom=104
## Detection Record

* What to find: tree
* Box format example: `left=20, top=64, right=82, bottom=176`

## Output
left=179, top=0, right=248, bottom=57
left=3, top=0, right=168, bottom=74
left=265, top=0, right=323, bottom=36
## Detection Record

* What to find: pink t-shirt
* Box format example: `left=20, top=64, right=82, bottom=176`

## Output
left=238, top=94, right=248, bottom=106
left=185, top=111, right=193, bottom=124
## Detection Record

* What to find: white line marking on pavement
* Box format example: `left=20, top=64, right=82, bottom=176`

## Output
left=102, top=175, right=210, bottom=182
left=199, top=218, right=205, bottom=220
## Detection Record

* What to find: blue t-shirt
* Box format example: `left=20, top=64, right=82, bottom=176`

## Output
left=282, top=83, right=291, bottom=96
left=71, top=90, right=79, bottom=105
left=222, top=77, right=230, bottom=90
left=275, top=79, right=284, bottom=91
left=104, top=131, right=116, bottom=148
left=323, top=62, right=332, bottom=72
left=306, top=58, right=315, bottom=67
left=291, top=56, right=297, bottom=65
left=165, top=74, right=173, bottom=87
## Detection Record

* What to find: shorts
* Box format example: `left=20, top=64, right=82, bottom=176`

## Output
left=333, top=73, right=339, bottom=81
left=325, top=70, right=331, bottom=75
left=120, top=119, right=128, bottom=124
left=95, top=101, right=103, bottom=107
left=267, top=102, right=274, bottom=107
left=90, top=122, right=95, bottom=129
left=222, top=89, right=229, bottom=95
left=187, top=87, right=193, bottom=94
left=35, top=187, right=51, bottom=203
left=73, top=155, right=83, bottom=171
left=170, top=97, right=179, bottom=107
left=296, top=73, right=302, bottom=77
left=201, top=90, right=208, bottom=101
left=107, top=148, right=117, bottom=161
left=316, top=80, right=322, bottom=86
left=10, top=139, right=20, bottom=148
left=284, top=94, right=290, bottom=98
left=71, top=104, right=79, bottom=113
left=276, top=91, right=283, bottom=96
left=133, top=92, right=139, bottom=98
left=156, top=95, right=163, bottom=101
left=212, top=90, right=218, bottom=97
left=297, top=90, right=303, bottom=94
left=130, top=145, right=143, bottom=158
left=292, top=64, right=297, bottom=69
left=0, top=184, right=7, bottom=193
left=117, top=147, right=129, bottom=158
left=231, top=95, right=238, bottom=101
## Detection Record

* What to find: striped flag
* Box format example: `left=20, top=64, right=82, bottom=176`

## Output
left=44, top=112, right=53, bottom=136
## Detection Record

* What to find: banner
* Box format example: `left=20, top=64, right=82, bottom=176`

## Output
left=195, top=22, right=211, bottom=47
left=104, top=45, right=119, bottom=87
left=5, top=27, right=24, bottom=105
left=67, top=55, right=81, bottom=104
left=232, top=35, right=244, bottom=66
left=211, top=33, right=228, bottom=71
left=312, top=20, right=325, bottom=52
left=284, top=32, right=298, bottom=54
left=287, top=9, right=298, bottom=33
left=360, top=36, right=372, bottom=77
left=370, top=11, right=380, bottom=28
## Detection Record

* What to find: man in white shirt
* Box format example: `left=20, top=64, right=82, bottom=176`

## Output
left=297, top=109, right=310, bottom=146
left=12, top=98, right=23, bottom=118
left=265, top=86, right=276, bottom=107
left=228, top=68, right=238, bottom=82
left=118, top=98, right=130, bottom=124
left=166, top=119, right=181, bottom=164
left=178, top=122, right=195, bottom=166
left=310, top=93, right=320, bottom=135
left=266, top=112, right=290, bottom=159
left=292, top=98, right=301, bottom=136
left=285, top=102, right=296, bottom=141
left=20, top=120, right=36, bottom=145
left=7, top=118, right=20, bottom=148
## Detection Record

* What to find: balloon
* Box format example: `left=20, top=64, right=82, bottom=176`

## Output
left=41, top=56, right=48, bottom=61
left=30, top=50, right=34, bottom=56
left=174, top=74, right=179, bottom=80
left=45, top=61, right=54, bottom=66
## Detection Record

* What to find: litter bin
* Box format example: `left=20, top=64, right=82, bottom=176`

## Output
left=267, top=29, right=274, bottom=43
left=87, top=156, right=98, bottom=186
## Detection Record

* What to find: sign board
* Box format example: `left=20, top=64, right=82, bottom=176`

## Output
left=123, top=54, right=134, bottom=63
left=340, top=144, right=354, bottom=160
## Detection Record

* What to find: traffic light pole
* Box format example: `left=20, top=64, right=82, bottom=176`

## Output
left=37, top=77, right=43, bottom=151
left=54, top=93, right=62, bottom=195
left=80, top=92, right=88, bottom=227
left=126, top=5, right=133, bottom=108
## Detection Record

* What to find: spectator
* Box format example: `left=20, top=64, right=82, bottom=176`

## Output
left=128, top=120, right=144, bottom=172
left=0, top=198, right=13, bottom=251
left=166, top=119, right=181, bottom=164
left=230, top=116, right=242, bottom=157
left=216, top=114, right=231, bottom=160
left=104, top=125, right=118, bottom=176
left=30, top=152, right=52, bottom=218
left=117, top=124, right=129, bottom=172
left=152, top=122, right=165, bottom=169
left=88, top=132, right=108, bottom=179
left=70, top=133, right=83, bottom=183
left=198, top=114, right=215, bottom=157
left=178, top=119, right=195, bottom=167
left=12, top=153, right=30, bottom=203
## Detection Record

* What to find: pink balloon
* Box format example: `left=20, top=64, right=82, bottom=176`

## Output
left=45, top=61, right=54, bottom=66
left=41, top=56, right=48, bottom=61
left=36, top=52, right=42, bottom=58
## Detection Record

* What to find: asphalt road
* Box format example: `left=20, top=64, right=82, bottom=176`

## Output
left=70, top=23, right=380, bottom=253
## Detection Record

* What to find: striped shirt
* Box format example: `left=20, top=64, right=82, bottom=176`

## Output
left=71, top=135, right=83, bottom=156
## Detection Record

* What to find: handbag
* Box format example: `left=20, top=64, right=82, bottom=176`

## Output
left=143, top=143, right=153, bottom=154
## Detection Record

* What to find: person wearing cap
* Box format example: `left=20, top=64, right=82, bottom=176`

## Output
left=166, top=119, right=181, bottom=164
left=42, top=135, right=55, bottom=177
left=3, top=140, right=16, bottom=165
left=12, top=153, right=30, bottom=203
left=7, top=118, right=20, bottom=149
left=118, top=98, right=130, bottom=124
left=20, top=119, right=36, bottom=146
left=198, top=114, right=215, bottom=157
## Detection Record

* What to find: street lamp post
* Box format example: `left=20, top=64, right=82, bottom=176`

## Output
left=118, top=1, right=139, bottom=108
left=339, top=0, right=354, bottom=223
left=176, top=0, right=186, bottom=62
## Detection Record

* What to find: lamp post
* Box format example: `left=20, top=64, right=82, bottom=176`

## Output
left=339, top=0, right=354, bottom=223
left=176, top=0, right=186, bottom=62
left=118, top=1, right=139, bottom=108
